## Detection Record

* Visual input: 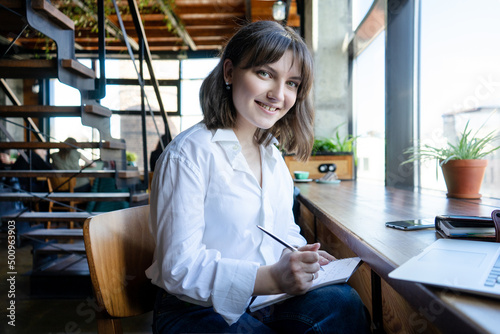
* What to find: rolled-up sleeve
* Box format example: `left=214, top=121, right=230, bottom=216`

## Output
left=212, top=258, right=260, bottom=325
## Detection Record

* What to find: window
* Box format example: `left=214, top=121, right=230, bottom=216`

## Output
left=180, top=58, right=219, bottom=131
left=351, top=0, right=386, bottom=183
left=353, top=32, right=385, bottom=182
left=418, top=0, right=500, bottom=198
left=350, top=0, right=500, bottom=198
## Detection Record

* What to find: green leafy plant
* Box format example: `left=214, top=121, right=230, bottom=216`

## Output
left=312, top=125, right=358, bottom=155
left=402, top=120, right=500, bottom=166
left=126, top=151, right=137, bottom=162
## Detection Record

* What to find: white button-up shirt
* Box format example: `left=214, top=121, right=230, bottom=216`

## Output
left=145, top=123, right=306, bottom=325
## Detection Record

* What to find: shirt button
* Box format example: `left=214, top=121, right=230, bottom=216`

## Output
left=233, top=145, right=239, bottom=150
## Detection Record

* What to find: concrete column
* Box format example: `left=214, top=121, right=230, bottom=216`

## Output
left=303, top=0, right=351, bottom=139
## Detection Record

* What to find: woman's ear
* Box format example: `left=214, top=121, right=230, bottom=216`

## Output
left=223, top=59, right=233, bottom=84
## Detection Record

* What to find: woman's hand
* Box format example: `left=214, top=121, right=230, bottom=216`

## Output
left=274, top=243, right=321, bottom=294
left=253, top=243, right=336, bottom=296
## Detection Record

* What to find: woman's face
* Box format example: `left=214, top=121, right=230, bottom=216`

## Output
left=224, top=50, right=301, bottom=134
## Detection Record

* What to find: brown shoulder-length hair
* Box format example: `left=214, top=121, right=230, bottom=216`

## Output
left=58, top=137, right=77, bottom=159
left=199, top=21, right=314, bottom=161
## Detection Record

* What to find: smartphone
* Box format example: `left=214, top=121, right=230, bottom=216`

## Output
left=385, top=219, right=435, bottom=230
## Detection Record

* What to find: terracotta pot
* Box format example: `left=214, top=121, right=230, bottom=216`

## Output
left=440, top=159, right=488, bottom=199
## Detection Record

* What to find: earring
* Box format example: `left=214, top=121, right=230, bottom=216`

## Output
left=225, top=82, right=231, bottom=90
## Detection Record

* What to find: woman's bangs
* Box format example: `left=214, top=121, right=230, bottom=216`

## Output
left=242, top=33, right=291, bottom=68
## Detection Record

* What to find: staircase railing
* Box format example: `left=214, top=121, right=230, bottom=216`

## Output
left=1, top=0, right=171, bottom=192
left=113, top=0, right=172, bottom=186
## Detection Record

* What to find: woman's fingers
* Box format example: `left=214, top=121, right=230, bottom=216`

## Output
left=297, top=242, right=321, bottom=252
left=318, top=250, right=336, bottom=265
left=289, top=250, right=321, bottom=276
left=293, top=248, right=320, bottom=264
left=298, top=244, right=336, bottom=267
left=272, top=243, right=337, bottom=295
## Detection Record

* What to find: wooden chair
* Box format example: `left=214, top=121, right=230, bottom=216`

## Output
left=83, top=205, right=156, bottom=334
left=48, top=176, right=77, bottom=192
left=47, top=177, right=79, bottom=228
left=148, top=171, right=154, bottom=204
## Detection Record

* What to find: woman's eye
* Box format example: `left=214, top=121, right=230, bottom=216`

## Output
left=258, top=70, right=270, bottom=78
left=287, top=81, right=299, bottom=88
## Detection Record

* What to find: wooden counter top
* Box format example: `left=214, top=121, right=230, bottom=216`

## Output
left=294, top=180, right=500, bottom=333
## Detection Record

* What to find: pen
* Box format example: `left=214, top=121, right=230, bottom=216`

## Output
left=257, top=225, right=324, bottom=271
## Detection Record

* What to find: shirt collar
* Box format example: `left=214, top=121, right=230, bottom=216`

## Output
left=211, top=128, right=279, bottom=169
left=211, top=128, right=243, bottom=169
left=211, top=128, right=239, bottom=143
left=263, top=137, right=279, bottom=159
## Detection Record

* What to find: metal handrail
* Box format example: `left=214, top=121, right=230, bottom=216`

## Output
left=124, top=0, right=171, bottom=142
left=88, top=0, right=106, bottom=100
left=111, top=0, right=172, bottom=186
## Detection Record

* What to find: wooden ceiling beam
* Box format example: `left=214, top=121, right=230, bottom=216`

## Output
left=174, top=0, right=244, bottom=9
left=154, top=0, right=197, bottom=51
left=2, top=0, right=298, bottom=55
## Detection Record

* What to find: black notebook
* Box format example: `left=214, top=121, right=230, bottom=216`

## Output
left=435, top=215, right=496, bottom=240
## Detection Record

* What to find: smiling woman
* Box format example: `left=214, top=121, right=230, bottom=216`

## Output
left=146, top=21, right=370, bottom=334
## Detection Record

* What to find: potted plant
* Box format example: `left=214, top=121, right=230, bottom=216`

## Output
left=126, top=151, right=138, bottom=167
left=284, top=126, right=358, bottom=180
left=402, top=120, right=500, bottom=199
left=311, top=131, right=358, bottom=156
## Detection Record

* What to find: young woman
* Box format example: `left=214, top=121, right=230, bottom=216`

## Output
left=146, top=21, right=370, bottom=333
left=50, top=137, right=95, bottom=191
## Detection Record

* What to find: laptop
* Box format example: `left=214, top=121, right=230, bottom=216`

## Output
left=389, top=238, right=500, bottom=299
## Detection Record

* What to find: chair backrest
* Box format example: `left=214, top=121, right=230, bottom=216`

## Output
left=83, top=205, right=156, bottom=333
left=48, top=176, right=76, bottom=192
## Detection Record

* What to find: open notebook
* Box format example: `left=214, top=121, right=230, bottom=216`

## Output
left=249, top=257, right=361, bottom=312
left=389, top=238, right=500, bottom=299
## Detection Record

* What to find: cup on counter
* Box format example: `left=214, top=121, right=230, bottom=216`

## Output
left=294, top=171, right=310, bottom=180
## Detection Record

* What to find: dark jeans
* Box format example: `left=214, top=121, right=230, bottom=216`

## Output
left=153, top=284, right=371, bottom=334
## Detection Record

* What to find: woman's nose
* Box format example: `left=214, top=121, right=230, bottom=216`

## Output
left=267, top=82, right=285, bottom=101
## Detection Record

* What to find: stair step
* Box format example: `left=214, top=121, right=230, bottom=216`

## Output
left=42, top=254, right=87, bottom=271
left=131, top=192, right=150, bottom=202
left=118, top=170, right=141, bottom=179
left=0, top=105, right=80, bottom=117
left=84, top=104, right=112, bottom=117
left=22, top=228, right=84, bottom=240
left=30, top=255, right=92, bottom=298
left=2, top=211, right=102, bottom=223
left=102, top=139, right=127, bottom=149
left=0, top=59, right=57, bottom=78
left=61, top=59, right=95, bottom=79
left=32, top=241, right=86, bottom=271
left=0, top=169, right=134, bottom=178
left=35, top=242, right=86, bottom=255
left=0, top=58, right=95, bottom=79
left=32, top=0, right=75, bottom=30
left=0, top=140, right=125, bottom=150
left=0, top=192, right=139, bottom=202
left=0, top=104, right=114, bottom=118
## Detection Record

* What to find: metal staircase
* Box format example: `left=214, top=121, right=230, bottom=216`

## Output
left=0, top=0, right=166, bottom=297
